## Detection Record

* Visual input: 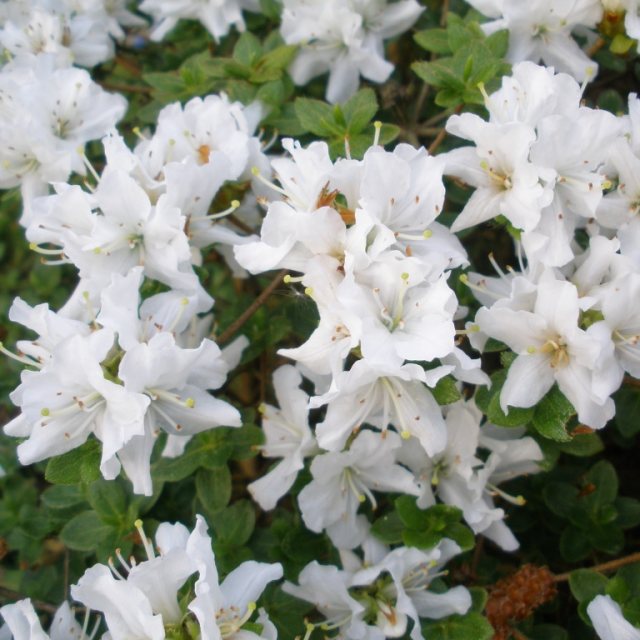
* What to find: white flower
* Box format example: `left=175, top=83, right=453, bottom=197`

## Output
left=248, top=365, right=317, bottom=510
left=587, top=595, right=640, bottom=640
left=0, top=599, right=87, bottom=640
left=298, top=430, right=421, bottom=549
left=475, top=274, right=617, bottom=428
left=282, top=562, right=369, bottom=640
left=351, top=541, right=471, bottom=640
left=466, top=0, right=601, bottom=81
left=312, top=359, right=449, bottom=455
left=186, top=516, right=283, bottom=640
left=5, top=329, right=150, bottom=477
left=140, top=0, right=259, bottom=41
left=281, top=0, right=423, bottom=103
left=71, top=517, right=282, bottom=640
left=443, top=114, right=552, bottom=232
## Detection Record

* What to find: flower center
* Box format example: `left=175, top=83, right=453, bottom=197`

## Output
left=540, top=337, right=569, bottom=368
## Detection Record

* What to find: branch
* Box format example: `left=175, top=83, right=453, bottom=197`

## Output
left=99, top=81, right=152, bottom=95
left=216, top=270, right=287, bottom=345
left=554, top=551, right=640, bottom=583
left=0, top=587, right=58, bottom=613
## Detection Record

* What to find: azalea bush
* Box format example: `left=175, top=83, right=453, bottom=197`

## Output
left=2, top=1, right=640, bottom=639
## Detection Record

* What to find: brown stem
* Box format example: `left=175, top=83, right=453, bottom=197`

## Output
left=511, top=630, right=530, bottom=640
left=115, top=54, right=143, bottom=77
left=428, top=104, right=463, bottom=154
left=227, top=213, right=256, bottom=235
left=440, top=0, right=450, bottom=26
left=216, top=270, right=287, bottom=345
left=0, top=587, right=57, bottom=613
left=554, top=551, right=640, bottom=583
left=587, top=37, right=606, bottom=58
left=99, top=81, right=152, bottom=95
left=624, top=375, right=640, bottom=388
left=428, top=127, right=448, bottom=155
left=470, top=535, right=485, bottom=580
left=411, top=84, right=430, bottom=128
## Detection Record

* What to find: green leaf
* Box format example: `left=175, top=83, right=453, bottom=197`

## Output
left=615, top=497, right=640, bottom=529
left=41, top=485, right=86, bottom=510
left=560, top=526, right=593, bottom=563
left=582, top=461, right=619, bottom=514
left=614, top=387, right=640, bottom=437
left=294, top=98, right=342, bottom=137
left=588, top=522, right=624, bottom=555
left=195, top=466, right=232, bottom=513
left=487, top=392, right=534, bottom=427
left=212, top=499, right=255, bottom=546
left=414, top=29, right=451, bottom=54
left=542, top=481, right=579, bottom=518
left=45, top=440, right=101, bottom=485
left=143, top=72, right=187, bottom=98
left=528, top=624, right=568, bottom=640
left=371, top=511, right=404, bottom=544
left=485, top=30, right=509, bottom=57
left=262, top=586, right=314, bottom=640
left=403, top=529, right=442, bottom=550
left=341, top=88, right=378, bottom=134
left=233, top=32, right=263, bottom=66
left=469, top=587, right=488, bottom=613
left=60, top=511, right=113, bottom=552
left=476, top=368, right=533, bottom=426
left=569, top=569, right=608, bottom=604
left=611, top=33, right=636, bottom=54
left=432, top=376, right=462, bottom=405
left=88, top=480, right=127, bottom=527
left=396, top=495, right=429, bottom=529
left=444, top=522, right=475, bottom=551
left=253, top=45, right=297, bottom=82
left=412, top=60, right=465, bottom=92
left=557, top=432, right=604, bottom=457
left=531, top=386, right=575, bottom=441
left=153, top=431, right=233, bottom=481
left=421, top=612, right=493, bottom=640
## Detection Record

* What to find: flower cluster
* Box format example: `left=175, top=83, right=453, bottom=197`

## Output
left=140, top=0, right=260, bottom=42
left=0, top=1, right=133, bottom=208
left=3, top=93, right=271, bottom=494
left=465, top=0, right=640, bottom=81
left=447, top=61, right=640, bottom=429
left=1, top=517, right=283, bottom=640
left=280, top=0, right=423, bottom=103
left=238, top=135, right=544, bottom=552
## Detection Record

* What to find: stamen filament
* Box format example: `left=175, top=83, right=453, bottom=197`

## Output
left=134, top=519, right=156, bottom=560
left=0, top=342, right=43, bottom=368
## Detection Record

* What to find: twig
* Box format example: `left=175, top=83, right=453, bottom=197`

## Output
left=428, top=127, right=448, bottom=154
left=64, top=548, right=70, bottom=600
left=554, top=551, right=640, bottom=583
left=216, top=270, right=287, bottom=345
left=115, top=54, right=143, bottom=77
left=228, top=213, right=256, bottom=235
left=624, top=375, right=640, bottom=388
left=428, top=104, right=463, bottom=154
left=440, top=0, right=450, bottom=27
left=587, top=37, right=606, bottom=58
left=99, top=81, right=152, bottom=95
left=511, top=629, right=530, bottom=640
left=470, top=536, right=485, bottom=580
left=0, top=587, right=57, bottom=613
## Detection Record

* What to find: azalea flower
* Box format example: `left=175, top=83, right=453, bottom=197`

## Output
left=281, top=0, right=423, bottom=103
left=248, top=365, right=318, bottom=510
left=587, top=595, right=640, bottom=640
left=475, top=273, right=617, bottom=428
left=0, top=599, right=89, bottom=640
